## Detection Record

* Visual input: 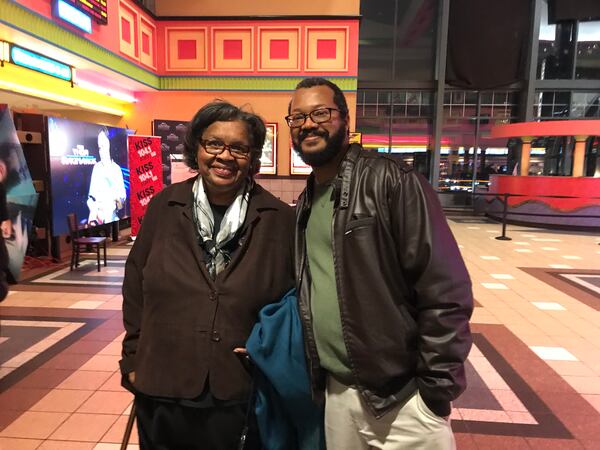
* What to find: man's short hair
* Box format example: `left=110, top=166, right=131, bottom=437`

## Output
left=98, top=126, right=110, bottom=139
left=183, top=101, right=266, bottom=172
left=289, top=77, right=349, bottom=119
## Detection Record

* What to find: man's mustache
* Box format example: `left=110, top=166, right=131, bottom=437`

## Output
left=298, top=129, right=328, bottom=144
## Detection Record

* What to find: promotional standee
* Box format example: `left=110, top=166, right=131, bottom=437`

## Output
left=0, top=105, right=38, bottom=281
left=128, top=135, right=163, bottom=237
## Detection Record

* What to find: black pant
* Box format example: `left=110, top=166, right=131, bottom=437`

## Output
left=135, top=395, right=261, bottom=450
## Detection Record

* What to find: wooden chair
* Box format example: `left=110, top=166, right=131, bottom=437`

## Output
left=67, top=213, right=107, bottom=272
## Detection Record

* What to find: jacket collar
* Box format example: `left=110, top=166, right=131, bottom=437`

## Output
left=165, top=175, right=279, bottom=224
left=304, top=143, right=362, bottom=210
left=336, top=143, right=361, bottom=209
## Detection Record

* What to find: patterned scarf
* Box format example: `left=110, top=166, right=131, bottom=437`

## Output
left=192, top=177, right=251, bottom=279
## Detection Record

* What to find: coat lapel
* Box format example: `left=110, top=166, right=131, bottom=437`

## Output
left=165, top=177, right=215, bottom=286
left=164, top=178, right=280, bottom=286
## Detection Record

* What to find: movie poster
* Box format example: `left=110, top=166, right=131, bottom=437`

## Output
left=0, top=105, right=38, bottom=281
left=128, top=136, right=163, bottom=237
left=47, top=117, right=130, bottom=236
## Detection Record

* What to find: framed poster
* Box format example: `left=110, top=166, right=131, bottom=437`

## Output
left=290, top=144, right=312, bottom=175
left=259, top=123, right=277, bottom=175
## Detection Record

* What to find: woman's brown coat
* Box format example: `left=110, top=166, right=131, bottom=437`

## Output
left=120, top=177, right=295, bottom=401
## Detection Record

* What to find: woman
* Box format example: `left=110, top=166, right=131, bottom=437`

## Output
left=120, top=101, right=295, bottom=449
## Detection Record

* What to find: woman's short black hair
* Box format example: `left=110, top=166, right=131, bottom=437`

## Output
left=183, top=101, right=266, bottom=171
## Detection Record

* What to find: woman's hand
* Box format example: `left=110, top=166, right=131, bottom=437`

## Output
left=1, top=219, right=11, bottom=239
left=233, top=348, right=251, bottom=372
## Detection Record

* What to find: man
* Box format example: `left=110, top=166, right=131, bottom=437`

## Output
left=287, top=77, right=473, bottom=450
left=87, top=127, right=127, bottom=225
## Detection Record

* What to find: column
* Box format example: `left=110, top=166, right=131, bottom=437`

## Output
left=519, top=137, right=533, bottom=176
left=572, top=135, right=588, bottom=177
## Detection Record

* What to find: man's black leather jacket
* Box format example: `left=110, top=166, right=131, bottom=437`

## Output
left=295, top=144, right=473, bottom=419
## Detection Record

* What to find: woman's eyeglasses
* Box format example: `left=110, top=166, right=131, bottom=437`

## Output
left=285, top=107, right=339, bottom=128
left=200, top=139, right=252, bottom=159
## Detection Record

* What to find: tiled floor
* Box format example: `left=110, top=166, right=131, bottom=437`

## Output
left=1, top=218, right=600, bottom=449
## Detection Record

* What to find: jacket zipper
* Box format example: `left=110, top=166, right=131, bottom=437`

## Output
left=330, top=190, right=357, bottom=386
left=298, top=198, right=322, bottom=393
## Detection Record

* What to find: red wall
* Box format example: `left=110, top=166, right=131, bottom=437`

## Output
left=489, top=175, right=600, bottom=211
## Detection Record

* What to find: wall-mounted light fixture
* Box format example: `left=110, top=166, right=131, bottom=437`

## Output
left=0, top=78, right=126, bottom=116
left=75, top=78, right=138, bottom=103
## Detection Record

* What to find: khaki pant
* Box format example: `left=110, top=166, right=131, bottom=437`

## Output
left=325, top=377, right=456, bottom=450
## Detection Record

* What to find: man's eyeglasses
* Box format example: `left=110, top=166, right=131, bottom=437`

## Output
left=285, top=107, right=339, bottom=128
left=200, top=139, right=252, bottom=159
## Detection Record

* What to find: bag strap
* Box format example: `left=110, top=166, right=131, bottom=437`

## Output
left=238, top=363, right=257, bottom=450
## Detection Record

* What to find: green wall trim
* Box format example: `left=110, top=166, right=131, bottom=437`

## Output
left=1, top=0, right=160, bottom=88
left=1, top=0, right=357, bottom=93
left=159, top=77, right=358, bottom=91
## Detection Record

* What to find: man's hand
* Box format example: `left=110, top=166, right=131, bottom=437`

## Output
left=128, top=371, right=136, bottom=385
left=12, top=213, right=28, bottom=256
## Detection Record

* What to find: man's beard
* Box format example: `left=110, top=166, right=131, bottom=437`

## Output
left=292, top=126, right=346, bottom=168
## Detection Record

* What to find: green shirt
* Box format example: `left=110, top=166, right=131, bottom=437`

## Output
left=306, top=183, right=353, bottom=385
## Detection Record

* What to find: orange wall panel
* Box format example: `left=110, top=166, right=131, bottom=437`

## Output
left=155, top=0, right=359, bottom=17
left=305, top=27, right=348, bottom=71
left=118, top=1, right=139, bottom=60
left=164, top=27, right=208, bottom=71
left=211, top=27, right=254, bottom=71
left=258, top=27, right=300, bottom=71
left=155, top=19, right=358, bottom=76
left=139, top=16, right=157, bottom=69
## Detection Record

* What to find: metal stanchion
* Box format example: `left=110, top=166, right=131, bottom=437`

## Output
left=495, top=193, right=512, bottom=241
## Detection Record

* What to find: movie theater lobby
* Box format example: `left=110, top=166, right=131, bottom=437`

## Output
left=2, top=0, right=600, bottom=448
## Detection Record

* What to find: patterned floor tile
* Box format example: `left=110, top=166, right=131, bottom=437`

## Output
left=0, top=317, right=101, bottom=392
left=529, top=346, right=578, bottom=361
left=521, top=268, right=600, bottom=311
left=531, top=302, right=566, bottom=311
left=23, top=260, right=126, bottom=288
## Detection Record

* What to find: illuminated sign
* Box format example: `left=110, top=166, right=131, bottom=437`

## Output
left=10, top=45, right=73, bottom=82
left=65, top=0, right=108, bottom=25
left=54, top=0, right=93, bottom=33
